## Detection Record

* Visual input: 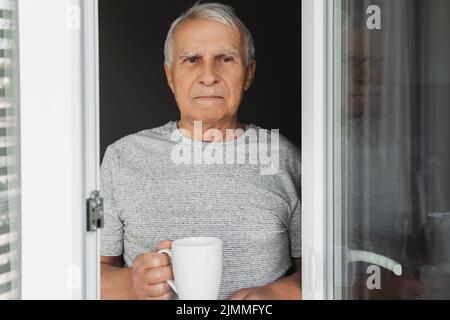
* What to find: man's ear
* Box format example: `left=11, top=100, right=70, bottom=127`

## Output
left=164, top=63, right=175, bottom=93
left=244, top=60, right=256, bottom=90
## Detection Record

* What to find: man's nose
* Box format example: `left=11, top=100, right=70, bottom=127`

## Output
left=353, top=63, right=383, bottom=85
left=198, top=62, right=220, bottom=86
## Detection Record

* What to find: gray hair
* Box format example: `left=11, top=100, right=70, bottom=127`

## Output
left=164, top=1, right=255, bottom=68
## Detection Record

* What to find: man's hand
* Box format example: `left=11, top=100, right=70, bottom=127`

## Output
left=130, top=240, right=174, bottom=300
left=353, top=270, right=425, bottom=300
left=229, top=284, right=283, bottom=300
left=228, top=258, right=301, bottom=300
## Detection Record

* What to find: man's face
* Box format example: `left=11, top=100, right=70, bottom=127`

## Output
left=347, top=28, right=384, bottom=118
left=164, top=18, right=255, bottom=124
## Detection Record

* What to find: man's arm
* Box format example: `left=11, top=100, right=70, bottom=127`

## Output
left=229, top=257, right=301, bottom=300
left=270, top=257, right=301, bottom=299
left=101, top=256, right=137, bottom=300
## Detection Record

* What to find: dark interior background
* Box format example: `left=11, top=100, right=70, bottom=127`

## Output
left=99, top=0, right=301, bottom=159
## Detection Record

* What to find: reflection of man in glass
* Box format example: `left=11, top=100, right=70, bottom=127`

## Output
left=99, top=2, right=301, bottom=300
left=346, top=27, right=383, bottom=119
left=344, top=20, right=426, bottom=299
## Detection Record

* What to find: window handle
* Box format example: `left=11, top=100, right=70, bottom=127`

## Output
left=346, top=249, right=402, bottom=276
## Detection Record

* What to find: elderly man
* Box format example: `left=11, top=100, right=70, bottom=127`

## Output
left=100, top=2, right=301, bottom=300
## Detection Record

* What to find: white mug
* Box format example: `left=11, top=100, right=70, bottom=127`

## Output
left=158, top=237, right=222, bottom=300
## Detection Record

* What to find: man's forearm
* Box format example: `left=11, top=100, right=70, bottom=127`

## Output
left=268, top=269, right=302, bottom=299
left=265, top=258, right=302, bottom=300
left=101, top=263, right=136, bottom=300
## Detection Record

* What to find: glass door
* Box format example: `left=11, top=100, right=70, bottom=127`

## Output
left=333, top=0, right=450, bottom=299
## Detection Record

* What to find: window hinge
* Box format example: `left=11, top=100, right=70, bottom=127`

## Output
left=87, top=190, right=104, bottom=231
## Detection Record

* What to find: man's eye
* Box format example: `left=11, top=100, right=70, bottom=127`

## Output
left=185, top=57, right=199, bottom=64
left=220, top=56, right=234, bottom=63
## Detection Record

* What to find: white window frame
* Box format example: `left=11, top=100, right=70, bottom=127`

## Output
left=82, top=0, right=101, bottom=301
left=18, top=0, right=100, bottom=299
left=302, top=0, right=335, bottom=300
left=303, top=0, right=415, bottom=300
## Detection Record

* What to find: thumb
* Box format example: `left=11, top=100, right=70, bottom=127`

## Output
left=152, top=239, right=173, bottom=252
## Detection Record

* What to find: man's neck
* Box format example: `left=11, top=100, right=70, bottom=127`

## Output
left=177, top=118, right=246, bottom=142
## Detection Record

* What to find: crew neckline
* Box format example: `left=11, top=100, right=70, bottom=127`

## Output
left=170, top=120, right=254, bottom=145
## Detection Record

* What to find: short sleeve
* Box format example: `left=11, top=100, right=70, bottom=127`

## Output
left=100, top=145, right=124, bottom=257
left=289, top=198, right=301, bottom=257
left=289, top=158, right=301, bottom=257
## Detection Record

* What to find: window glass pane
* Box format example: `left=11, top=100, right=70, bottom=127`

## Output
left=0, top=0, right=20, bottom=300
left=335, top=0, right=450, bottom=299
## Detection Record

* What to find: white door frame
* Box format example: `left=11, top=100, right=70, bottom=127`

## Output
left=19, top=0, right=100, bottom=299
left=301, top=0, right=334, bottom=300
left=81, top=0, right=101, bottom=300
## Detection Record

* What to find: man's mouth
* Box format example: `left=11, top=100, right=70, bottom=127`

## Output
left=194, top=95, right=224, bottom=99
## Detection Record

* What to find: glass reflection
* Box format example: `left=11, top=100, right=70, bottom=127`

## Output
left=337, top=0, right=450, bottom=299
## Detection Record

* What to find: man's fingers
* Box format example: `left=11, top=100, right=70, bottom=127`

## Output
left=400, top=277, right=426, bottom=296
left=391, top=276, right=426, bottom=299
left=143, top=265, right=174, bottom=285
left=410, top=281, right=426, bottom=296
left=243, top=293, right=264, bottom=300
left=142, top=289, right=173, bottom=300
left=228, top=288, right=252, bottom=300
left=138, top=252, right=171, bottom=269
left=144, top=281, right=173, bottom=297
left=131, top=241, right=175, bottom=300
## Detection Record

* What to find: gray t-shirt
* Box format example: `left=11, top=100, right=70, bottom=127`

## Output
left=100, top=120, right=301, bottom=299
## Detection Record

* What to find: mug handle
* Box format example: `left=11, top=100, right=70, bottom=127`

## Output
left=157, top=248, right=178, bottom=294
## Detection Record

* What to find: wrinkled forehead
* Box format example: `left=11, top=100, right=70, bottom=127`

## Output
left=347, top=27, right=384, bottom=57
left=177, top=46, right=241, bottom=58
left=172, top=18, right=245, bottom=54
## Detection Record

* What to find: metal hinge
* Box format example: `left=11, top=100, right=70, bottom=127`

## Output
left=87, top=190, right=104, bottom=231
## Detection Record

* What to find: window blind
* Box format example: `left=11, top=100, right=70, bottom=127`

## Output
left=0, top=0, right=20, bottom=300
